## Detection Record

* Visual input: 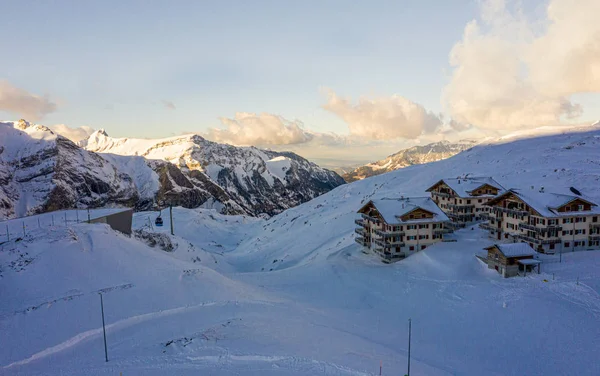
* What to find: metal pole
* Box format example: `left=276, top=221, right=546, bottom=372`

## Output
left=22, top=222, right=25, bottom=237
left=6, top=225, right=9, bottom=241
left=99, top=293, right=108, bottom=362
left=52, top=215, right=55, bottom=226
left=64, top=212, right=68, bottom=227
left=170, top=205, right=174, bottom=236
left=76, top=210, right=79, bottom=222
left=88, top=208, right=91, bottom=223
left=407, top=318, right=412, bottom=376
left=38, top=218, right=41, bottom=228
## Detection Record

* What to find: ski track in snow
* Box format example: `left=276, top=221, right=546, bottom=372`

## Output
left=3, top=299, right=273, bottom=369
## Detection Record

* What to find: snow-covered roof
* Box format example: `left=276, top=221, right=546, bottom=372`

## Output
left=428, top=176, right=505, bottom=197
left=488, top=243, right=536, bottom=257
left=493, top=188, right=600, bottom=218
left=368, top=197, right=449, bottom=224
left=517, top=259, right=542, bottom=265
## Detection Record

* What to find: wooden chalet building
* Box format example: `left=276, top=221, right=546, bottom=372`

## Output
left=481, top=188, right=600, bottom=254
left=355, top=197, right=450, bottom=263
left=484, top=243, right=540, bottom=278
left=426, top=176, right=505, bottom=229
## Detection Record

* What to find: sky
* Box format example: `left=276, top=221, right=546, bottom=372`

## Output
left=1, top=0, right=599, bottom=168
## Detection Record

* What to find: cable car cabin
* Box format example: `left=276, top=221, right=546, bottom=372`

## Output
left=155, top=216, right=164, bottom=226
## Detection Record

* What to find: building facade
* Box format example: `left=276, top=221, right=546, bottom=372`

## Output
left=484, top=243, right=540, bottom=278
left=481, top=188, right=600, bottom=254
left=426, top=177, right=505, bottom=229
left=355, top=197, right=450, bottom=263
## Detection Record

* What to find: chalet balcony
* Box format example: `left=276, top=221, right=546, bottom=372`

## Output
left=446, top=203, right=475, bottom=210
left=355, top=227, right=366, bottom=236
left=447, top=212, right=474, bottom=220
left=373, top=228, right=405, bottom=237
left=518, top=223, right=562, bottom=233
left=355, top=236, right=368, bottom=246
left=478, top=222, right=494, bottom=231
left=479, top=212, right=491, bottom=220
left=354, top=218, right=364, bottom=226
left=492, top=207, right=529, bottom=217
left=380, top=253, right=406, bottom=263
left=361, top=213, right=380, bottom=223
left=373, top=238, right=405, bottom=248
left=433, top=228, right=453, bottom=234
left=590, top=223, right=600, bottom=229
left=588, top=234, right=600, bottom=241
left=515, top=234, right=561, bottom=245
left=445, top=221, right=465, bottom=230
left=431, top=191, right=452, bottom=198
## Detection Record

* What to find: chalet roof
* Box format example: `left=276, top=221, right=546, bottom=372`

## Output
left=427, top=176, right=505, bottom=197
left=487, top=243, right=536, bottom=258
left=369, top=197, right=449, bottom=225
left=489, top=188, right=600, bottom=218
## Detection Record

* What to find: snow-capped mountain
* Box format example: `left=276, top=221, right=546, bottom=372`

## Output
left=0, top=120, right=138, bottom=219
left=0, top=122, right=345, bottom=219
left=81, top=129, right=345, bottom=217
left=342, top=140, right=478, bottom=182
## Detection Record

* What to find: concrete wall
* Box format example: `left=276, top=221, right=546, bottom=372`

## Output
left=90, top=209, right=133, bottom=235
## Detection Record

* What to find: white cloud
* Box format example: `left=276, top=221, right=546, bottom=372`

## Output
left=205, top=112, right=313, bottom=146
left=322, top=89, right=442, bottom=140
left=0, top=80, right=57, bottom=121
left=48, top=124, right=96, bottom=142
left=444, top=0, right=599, bottom=130
left=162, top=100, right=176, bottom=110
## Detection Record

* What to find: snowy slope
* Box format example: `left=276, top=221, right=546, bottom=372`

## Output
left=343, top=140, right=478, bottom=182
left=2, top=126, right=600, bottom=375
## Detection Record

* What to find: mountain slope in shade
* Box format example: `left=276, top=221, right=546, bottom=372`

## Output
left=342, top=140, right=478, bottom=182
left=82, top=130, right=345, bottom=217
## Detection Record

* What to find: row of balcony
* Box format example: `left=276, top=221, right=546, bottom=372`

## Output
left=518, top=223, right=562, bottom=233
left=492, top=207, right=529, bottom=217
left=373, top=228, right=405, bottom=237
left=446, top=203, right=475, bottom=210
left=431, top=191, right=452, bottom=198
left=374, top=238, right=405, bottom=248
left=361, top=213, right=381, bottom=223
left=355, top=236, right=368, bottom=246
left=515, top=234, right=562, bottom=245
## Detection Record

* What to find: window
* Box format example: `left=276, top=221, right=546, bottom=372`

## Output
left=407, top=225, right=417, bottom=230
left=478, top=199, right=482, bottom=203
left=467, top=200, right=471, bottom=204
left=575, top=229, right=585, bottom=235
left=421, top=245, right=426, bottom=250
left=407, top=235, right=417, bottom=240
left=562, top=231, right=567, bottom=236
left=419, top=224, right=428, bottom=229
left=409, top=246, right=415, bottom=251
left=565, top=242, right=570, bottom=248
left=563, top=218, right=572, bottom=224
left=593, top=216, right=598, bottom=223
left=409, top=214, right=414, bottom=219
left=578, top=205, right=584, bottom=211
left=419, top=235, right=427, bottom=240
left=549, top=243, right=555, bottom=250
left=459, top=199, right=463, bottom=204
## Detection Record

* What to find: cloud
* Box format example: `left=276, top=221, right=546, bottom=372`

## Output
left=205, top=112, right=313, bottom=146
left=444, top=0, right=599, bottom=130
left=322, top=89, right=442, bottom=140
left=48, top=124, right=96, bottom=142
left=162, top=100, right=176, bottom=110
left=0, top=80, right=57, bottom=121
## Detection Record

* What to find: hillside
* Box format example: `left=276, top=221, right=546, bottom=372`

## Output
left=2, top=125, right=600, bottom=375
left=342, top=140, right=477, bottom=182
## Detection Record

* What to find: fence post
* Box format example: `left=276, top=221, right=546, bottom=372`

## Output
left=52, top=215, right=55, bottom=226
left=38, top=218, right=41, bottom=229
left=22, top=222, right=26, bottom=237
left=64, top=212, right=68, bottom=227
left=76, top=210, right=79, bottom=222
left=6, top=225, right=9, bottom=241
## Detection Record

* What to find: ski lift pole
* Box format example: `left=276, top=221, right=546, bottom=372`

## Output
left=99, top=293, right=108, bottom=362
left=170, top=204, right=174, bottom=236
left=406, top=318, right=412, bottom=376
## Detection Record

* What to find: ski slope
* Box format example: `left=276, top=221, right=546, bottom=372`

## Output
left=2, top=127, right=600, bottom=375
